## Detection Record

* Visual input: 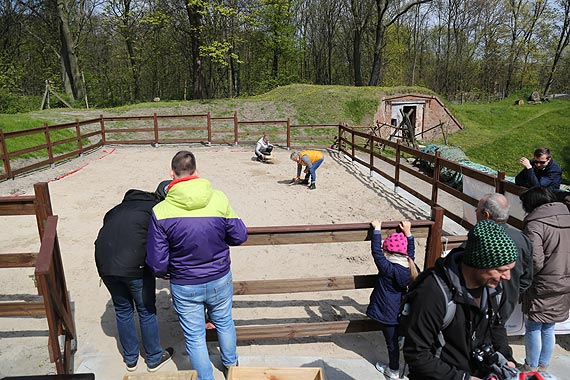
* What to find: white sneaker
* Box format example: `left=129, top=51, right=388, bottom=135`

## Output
left=375, top=361, right=400, bottom=379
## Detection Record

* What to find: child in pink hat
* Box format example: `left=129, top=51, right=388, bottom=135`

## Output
left=366, top=220, right=419, bottom=380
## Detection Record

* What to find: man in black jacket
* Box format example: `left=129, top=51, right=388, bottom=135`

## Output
left=403, top=220, right=518, bottom=380
left=515, top=147, right=562, bottom=190
left=95, top=182, right=173, bottom=372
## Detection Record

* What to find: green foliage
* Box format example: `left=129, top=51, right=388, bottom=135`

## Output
left=0, top=89, right=42, bottom=114
left=446, top=99, right=570, bottom=184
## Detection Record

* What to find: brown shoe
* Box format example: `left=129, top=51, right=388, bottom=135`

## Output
left=537, top=365, right=549, bottom=373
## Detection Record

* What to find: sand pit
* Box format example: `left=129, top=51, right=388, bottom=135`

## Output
left=0, top=144, right=568, bottom=379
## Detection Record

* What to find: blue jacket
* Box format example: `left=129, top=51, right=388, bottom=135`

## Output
left=145, top=176, right=248, bottom=285
left=366, top=230, right=415, bottom=325
left=515, top=158, right=562, bottom=190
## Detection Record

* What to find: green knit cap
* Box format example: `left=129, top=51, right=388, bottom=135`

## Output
left=463, top=220, right=517, bottom=269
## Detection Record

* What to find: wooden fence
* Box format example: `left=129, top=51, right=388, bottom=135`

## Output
left=0, top=112, right=338, bottom=181
left=206, top=207, right=444, bottom=341
left=337, top=124, right=528, bottom=231
left=0, top=183, right=76, bottom=374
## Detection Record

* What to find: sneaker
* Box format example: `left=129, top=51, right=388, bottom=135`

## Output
left=147, top=347, right=174, bottom=372
left=308, top=183, right=316, bottom=190
left=126, top=360, right=138, bottom=372
left=537, top=365, right=549, bottom=373
left=520, top=363, right=538, bottom=372
left=375, top=361, right=400, bottom=379
left=299, top=179, right=309, bottom=185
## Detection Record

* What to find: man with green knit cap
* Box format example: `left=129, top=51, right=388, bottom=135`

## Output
left=403, top=220, right=518, bottom=380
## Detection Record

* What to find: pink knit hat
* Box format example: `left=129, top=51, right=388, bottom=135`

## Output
left=383, top=232, right=408, bottom=255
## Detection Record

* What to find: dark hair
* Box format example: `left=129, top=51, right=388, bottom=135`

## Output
left=520, top=186, right=557, bottom=213
left=533, top=147, right=551, bottom=158
left=171, top=150, right=196, bottom=177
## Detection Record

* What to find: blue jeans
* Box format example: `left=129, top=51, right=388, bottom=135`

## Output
left=525, top=318, right=556, bottom=367
left=304, top=158, right=324, bottom=183
left=102, top=271, right=163, bottom=366
left=171, top=271, right=238, bottom=380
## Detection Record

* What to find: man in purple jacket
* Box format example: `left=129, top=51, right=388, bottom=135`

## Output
left=146, top=151, right=248, bottom=380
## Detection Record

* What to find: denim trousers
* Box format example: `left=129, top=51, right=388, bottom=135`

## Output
left=102, top=271, right=163, bottom=366
left=171, top=271, right=238, bottom=380
left=525, top=318, right=556, bottom=367
left=305, top=158, right=324, bottom=183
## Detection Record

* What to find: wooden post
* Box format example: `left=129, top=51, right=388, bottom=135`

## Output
left=153, top=113, right=159, bottom=144
left=0, top=128, right=13, bottom=179
left=426, top=206, right=445, bottom=269
left=287, top=118, right=291, bottom=149
left=233, top=111, right=238, bottom=145
left=369, top=133, right=374, bottom=177
left=431, top=151, right=441, bottom=207
left=207, top=112, right=212, bottom=144
left=44, top=123, right=54, bottom=167
left=496, top=171, right=506, bottom=194
left=33, top=182, right=54, bottom=240
left=337, top=124, right=342, bottom=153
left=75, top=120, right=83, bottom=155
left=395, top=140, right=401, bottom=189
left=351, top=128, right=355, bottom=161
left=100, top=115, right=106, bottom=145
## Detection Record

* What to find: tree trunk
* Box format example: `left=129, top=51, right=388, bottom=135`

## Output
left=353, top=28, right=363, bottom=86
left=185, top=2, right=207, bottom=99
left=543, top=0, right=570, bottom=97
left=56, top=0, right=84, bottom=101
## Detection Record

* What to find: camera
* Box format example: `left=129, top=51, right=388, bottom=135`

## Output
left=471, top=344, right=555, bottom=380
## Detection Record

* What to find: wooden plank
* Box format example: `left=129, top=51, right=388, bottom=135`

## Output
left=0, top=197, right=36, bottom=215
left=211, top=320, right=379, bottom=341
left=0, top=252, right=38, bottom=268
left=244, top=222, right=432, bottom=246
left=123, top=371, right=197, bottom=380
left=0, top=301, right=46, bottom=316
left=228, top=367, right=322, bottom=380
left=234, top=274, right=377, bottom=295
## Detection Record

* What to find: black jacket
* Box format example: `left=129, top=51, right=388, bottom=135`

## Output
left=403, top=250, right=513, bottom=380
left=514, top=158, right=562, bottom=190
left=95, top=190, right=159, bottom=278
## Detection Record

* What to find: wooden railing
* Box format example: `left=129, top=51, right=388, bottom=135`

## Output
left=207, top=207, right=444, bottom=341
left=0, top=112, right=339, bottom=181
left=0, top=183, right=76, bottom=374
left=337, top=124, right=528, bottom=231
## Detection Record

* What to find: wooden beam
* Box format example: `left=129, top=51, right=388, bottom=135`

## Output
left=234, top=274, right=377, bottom=295
left=0, top=252, right=38, bottom=268
left=0, top=301, right=46, bottom=317
left=206, top=320, right=379, bottom=341
left=0, top=197, right=36, bottom=216
left=244, top=221, right=433, bottom=246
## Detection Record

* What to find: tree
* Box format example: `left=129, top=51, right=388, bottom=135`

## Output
left=368, top=0, right=433, bottom=86
left=543, top=0, right=570, bottom=96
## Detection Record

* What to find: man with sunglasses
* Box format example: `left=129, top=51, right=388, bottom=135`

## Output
left=515, top=147, right=562, bottom=190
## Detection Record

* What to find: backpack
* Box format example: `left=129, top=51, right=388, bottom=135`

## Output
left=397, top=266, right=456, bottom=358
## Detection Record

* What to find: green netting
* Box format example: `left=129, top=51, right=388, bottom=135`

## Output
left=418, top=144, right=514, bottom=190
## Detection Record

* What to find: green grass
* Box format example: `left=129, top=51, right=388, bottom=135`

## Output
left=1, top=84, right=568, bottom=184
left=446, top=99, right=570, bottom=183
left=0, top=114, right=82, bottom=158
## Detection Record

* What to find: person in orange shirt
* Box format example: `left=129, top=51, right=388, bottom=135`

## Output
left=290, top=150, right=324, bottom=190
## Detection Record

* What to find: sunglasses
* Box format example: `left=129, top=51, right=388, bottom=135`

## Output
left=534, top=158, right=550, bottom=164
